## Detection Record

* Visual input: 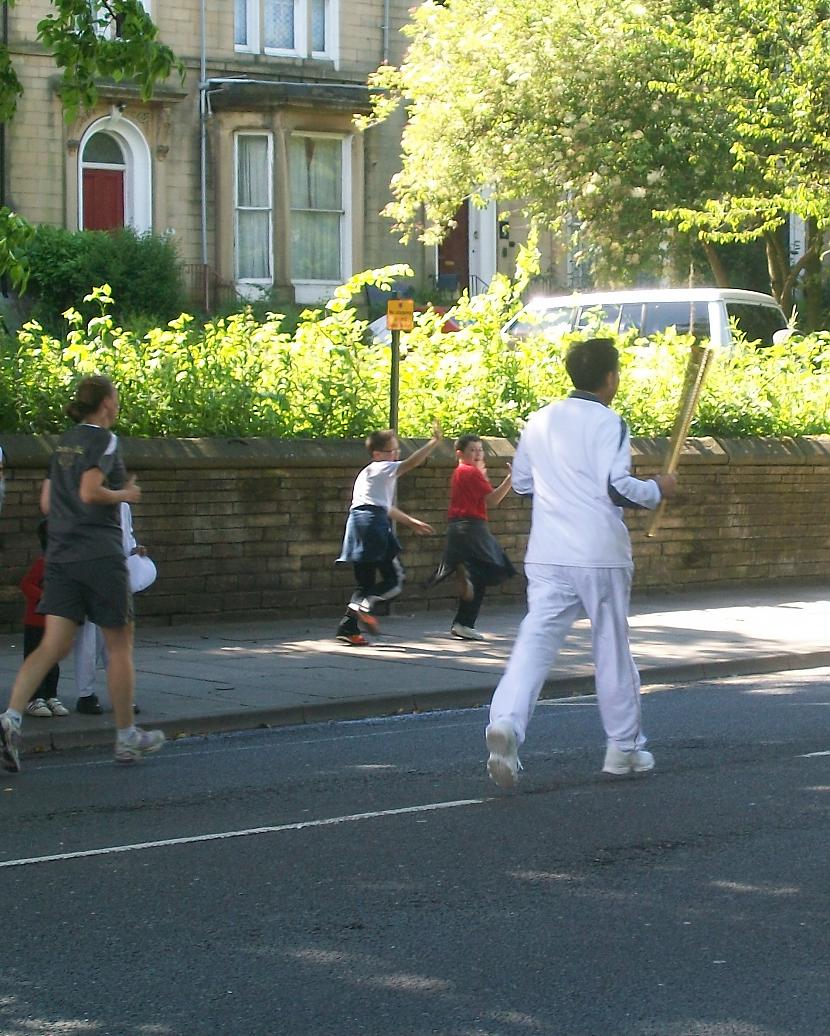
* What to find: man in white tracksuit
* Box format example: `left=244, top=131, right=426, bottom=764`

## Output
left=486, top=338, right=677, bottom=787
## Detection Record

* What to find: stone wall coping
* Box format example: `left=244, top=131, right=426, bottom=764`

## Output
left=2, top=433, right=830, bottom=469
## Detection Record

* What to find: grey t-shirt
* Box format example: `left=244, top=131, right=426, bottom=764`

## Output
left=47, top=423, right=126, bottom=563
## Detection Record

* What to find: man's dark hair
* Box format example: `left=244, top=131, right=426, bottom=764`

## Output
left=454, top=433, right=482, bottom=453
left=565, top=338, right=619, bottom=392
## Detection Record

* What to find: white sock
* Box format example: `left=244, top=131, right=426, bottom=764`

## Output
left=116, top=725, right=138, bottom=743
left=4, top=708, right=23, bottom=729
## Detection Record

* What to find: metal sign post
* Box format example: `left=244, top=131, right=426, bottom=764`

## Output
left=386, top=299, right=414, bottom=431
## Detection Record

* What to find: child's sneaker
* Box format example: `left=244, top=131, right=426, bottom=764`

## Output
left=114, top=728, right=165, bottom=765
left=348, top=602, right=380, bottom=634
left=26, top=698, right=52, bottom=718
left=46, top=697, right=69, bottom=717
left=0, top=714, right=22, bottom=773
left=336, top=633, right=370, bottom=647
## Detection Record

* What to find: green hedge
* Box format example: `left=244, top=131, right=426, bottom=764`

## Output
left=22, top=225, right=185, bottom=332
left=1, top=269, right=829, bottom=439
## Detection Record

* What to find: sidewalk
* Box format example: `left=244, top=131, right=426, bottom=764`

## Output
left=2, top=583, right=830, bottom=755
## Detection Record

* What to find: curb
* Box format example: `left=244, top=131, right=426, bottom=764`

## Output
left=18, top=648, right=830, bottom=758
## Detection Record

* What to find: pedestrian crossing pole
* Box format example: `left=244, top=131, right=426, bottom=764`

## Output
left=386, top=298, right=414, bottom=431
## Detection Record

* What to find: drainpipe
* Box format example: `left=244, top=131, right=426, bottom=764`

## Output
left=199, top=0, right=210, bottom=309
left=0, top=2, right=7, bottom=211
left=382, top=0, right=390, bottom=63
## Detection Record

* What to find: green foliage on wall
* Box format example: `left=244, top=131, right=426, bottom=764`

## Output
left=1, top=267, right=829, bottom=440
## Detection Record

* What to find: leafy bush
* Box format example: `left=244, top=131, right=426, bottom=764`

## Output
left=2, top=261, right=830, bottom=440
left=22, top=225, right=185, bottom=332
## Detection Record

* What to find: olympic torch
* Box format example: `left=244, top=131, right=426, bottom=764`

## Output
left=647, top=342, right=714, bottom=538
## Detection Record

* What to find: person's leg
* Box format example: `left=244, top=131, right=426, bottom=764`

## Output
left=488, top=565, right=583, bottom=745
left=575, top=566, right=649, bottom=756
left=453, top=575, right=487, bottom=629
left=74, top=620, right=99, bottom=699
left=363, top=556, right=405, bottom=608
left=99, top=623, right=136, bottom=730
left=7, top=616, right=77, bottom=714
left=337, top=563, right=375, bottom=637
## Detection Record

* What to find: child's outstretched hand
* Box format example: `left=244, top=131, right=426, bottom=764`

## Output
left=409, top=518, right=436, bottom=536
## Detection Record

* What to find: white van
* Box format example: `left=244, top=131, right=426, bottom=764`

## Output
left=503, top=288, right=790, bottom=348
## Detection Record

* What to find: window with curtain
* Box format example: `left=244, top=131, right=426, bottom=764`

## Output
left=235, top=134, right=273, bottom=282
left=289, top=135, right=344, bottom=282
left=235, top=0, right=335, bottom=58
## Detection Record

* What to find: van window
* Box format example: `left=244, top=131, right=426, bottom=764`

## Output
left=725, top=303, right=787, bottom=347
left=509, top=305, right=574, bottom=340
left=619, top=303, right=644, bottom=333
left=575, top=304, right=621, bottom=334
left=641, top=301, right=709, bottom=337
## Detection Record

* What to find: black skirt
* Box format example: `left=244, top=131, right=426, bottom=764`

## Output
left=426, top=517, right=516, bottom=588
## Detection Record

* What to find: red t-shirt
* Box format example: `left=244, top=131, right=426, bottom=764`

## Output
left=20, top=555, right=46, bottom=628
left=448, top=462, right=492, bottom=521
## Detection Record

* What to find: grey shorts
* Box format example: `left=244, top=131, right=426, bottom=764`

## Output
left=40, top=556, right=133, bottom=628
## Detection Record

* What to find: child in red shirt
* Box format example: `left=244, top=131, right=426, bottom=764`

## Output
left=20, top=520, right=69, bottom=718
left=428, top=434, right=515, bottom=640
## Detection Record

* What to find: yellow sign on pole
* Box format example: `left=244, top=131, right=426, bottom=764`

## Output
left=386, top=298, right=415, bottom=331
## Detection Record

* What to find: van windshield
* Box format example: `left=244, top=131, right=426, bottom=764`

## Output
left=508, top=306, right=574, bottom=340
left=725, top=303, right=787, bottom=347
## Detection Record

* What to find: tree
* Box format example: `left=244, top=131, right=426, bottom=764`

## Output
left=0, top=1, right=182, bottom=290
left=365, top=0, right=830, bottom=321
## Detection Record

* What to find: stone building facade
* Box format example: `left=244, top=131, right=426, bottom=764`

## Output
left=5, top=1, right=565, bottom=306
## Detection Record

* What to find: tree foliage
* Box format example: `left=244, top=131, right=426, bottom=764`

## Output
left=0, top=1, right=183, bottom=290
left=365, top=0, right=830, bottom=318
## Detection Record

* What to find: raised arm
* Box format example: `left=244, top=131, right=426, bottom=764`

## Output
left=396, top=420, right=443, bottom=476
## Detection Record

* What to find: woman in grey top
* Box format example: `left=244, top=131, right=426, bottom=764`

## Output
left=0, top=375, right=164, bottom=773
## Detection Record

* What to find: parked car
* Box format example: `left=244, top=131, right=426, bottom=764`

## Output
left=502, top=288, right=791, bottom=349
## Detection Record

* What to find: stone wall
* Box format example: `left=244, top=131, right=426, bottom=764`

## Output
left=1, top=434, right=829, bottom=632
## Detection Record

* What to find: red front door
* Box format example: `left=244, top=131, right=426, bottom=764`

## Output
left=437, top=202, right=469, bottom=291
left=82, top=168, right=125, bottom=230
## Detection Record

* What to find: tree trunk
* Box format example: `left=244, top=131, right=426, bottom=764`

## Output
left=802, top=219, right=823, bottom=331
left=701, top=239, right=730, bottom=287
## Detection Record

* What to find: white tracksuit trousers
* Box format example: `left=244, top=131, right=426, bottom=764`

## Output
left=489, top=563, right=646, bottom=750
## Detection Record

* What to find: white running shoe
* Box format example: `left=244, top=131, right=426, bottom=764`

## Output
left=486, top=720, right=520, bottom=788
left=602, top=745, right=655, bottom=775
left=26, top=698, right=52, bottom=718
left=114, top=728, right=166, bottom=765
left=0, top=714, right=22, bottom=773
left=451, top=623, right=485, bottom=641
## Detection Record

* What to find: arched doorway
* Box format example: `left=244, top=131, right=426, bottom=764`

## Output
left=82, top=132, right=125, bottom=230
left=78, top=115, right=152, bottom=233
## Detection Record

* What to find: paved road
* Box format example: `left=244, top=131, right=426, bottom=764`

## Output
left=2, top=668, right=829, bottom=1035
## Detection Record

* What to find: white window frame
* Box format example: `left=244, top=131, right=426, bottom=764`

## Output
left=263, top=0, right=305, bottom=59
left=234, top=0, right=338, bottom=63
left=234, top=131, right=274, bottom=289
left=289, top=131, right=351, bottom=303
left=234, top=0, right=259, bottom=53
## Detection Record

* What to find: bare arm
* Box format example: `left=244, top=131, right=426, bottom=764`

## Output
left=396, top=419, right=443, bottom=476
left=79, top=469, right=142, bottom=506
left=389, top=504, right=435, bottom=536
left=484, top=465, right=512, bottom=508
left=40, top=478, right=51, bottom=515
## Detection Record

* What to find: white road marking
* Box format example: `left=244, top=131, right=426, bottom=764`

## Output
left=0, top=797, right=489, bottom=870
left=799, top=750, right=830, bottom=758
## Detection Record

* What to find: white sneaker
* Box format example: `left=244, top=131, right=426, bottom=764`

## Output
left=26, top=698, right=52, bottom=718
left=486, top=720, right=520, bottom=788
left=451, top=623, right=485, bottom=641
left=602, top=745, right=655, bottom=775
left=46, top=697, right=69, bottom=717
left=114, top=728, right=166, bottom=765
